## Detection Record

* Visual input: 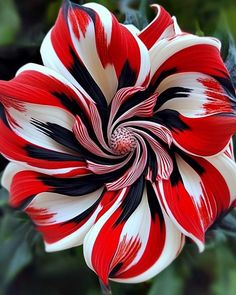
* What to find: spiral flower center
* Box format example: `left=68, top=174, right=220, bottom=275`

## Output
left=110, top=127, right=137, bottom=155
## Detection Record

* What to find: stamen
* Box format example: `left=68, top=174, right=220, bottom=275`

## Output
left=110, top=127, right=137, bottom=155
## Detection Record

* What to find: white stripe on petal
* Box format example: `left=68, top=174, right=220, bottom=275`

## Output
left=206, top=153, right=236, bottom=204
left=45, top=204, right=102, bottom=252
left=83, top=188, right=127, bottom=271
left=114, top=211, right=184, bottom=283
left=68, top=10, right=117, bottom=102
left=40, top=29, right=96, bottom=104
left=1, top=162, right=25, bottom=191
left=156, top=72, right=232, bottom=117
left=150, top=34, right=221, bottom=79
left=26, top=188, right=103, bottom=225
left=6, top=104, right=75, bottom=153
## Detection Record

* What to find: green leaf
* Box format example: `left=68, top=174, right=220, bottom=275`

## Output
left=211, top=244, right=236, bottom=295
left=0, top=0, right=20, bottom=45
left=0, top=212, right=37, bottom=287
left=148, top=264, right=184, bottom=295
left=0, top=187, right=9, bottom=207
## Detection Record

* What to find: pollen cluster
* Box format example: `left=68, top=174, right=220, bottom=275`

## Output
left=110, top=127, right=137, bottom=155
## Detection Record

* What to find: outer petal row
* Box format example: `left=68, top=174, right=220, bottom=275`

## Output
left=0, top=63, right=90, bottom=176
left=158, top=151, right=236, bottom=251
left=84, top=178, right=184, bottom=285
left=2, top=162, right=107, bottom=251
left=150, top=34, right=236, bottom=156
left=41, top=0, right=150, bottom=104
left=139, top=4, right=180, bottom=50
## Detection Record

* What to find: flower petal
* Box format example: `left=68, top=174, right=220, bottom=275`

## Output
left=171, top=113, right=236, bottom=156
left=146, top=34, right=236, bottom=156
left=83, top=178, right=184, bottom=286
left=155, top=73, right=236, bottom=117
left=154, top=108, right=236, bottom=156
left=2, top=162, right=109, bottom=251
left=41, top=0, right=150, bottom=103
left=0, top=63, right=92, bottom=175
left=138, top=5, right=178, bottom=50
left=158, top=152, right=236, bottom=251
left=149, top=34, right=232, bottom=93
left=153, top=72, right=236, bottom=156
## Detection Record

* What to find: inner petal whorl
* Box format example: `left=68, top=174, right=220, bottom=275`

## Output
left=110, top=127, right=137, bottom=155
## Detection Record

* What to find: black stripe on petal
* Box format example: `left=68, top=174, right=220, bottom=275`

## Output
left=110, top=262, right=123, bottom=278
left=117, top=60, right=137, bottom=90
left=68, top=189, right=104, bottom=224
left=39, top=174, right=104, bottom=196
left=154, top=87, right=192, bottom=111
left=25, top=145, right=83, bottom=162
left=52, top=92, right=83, bottom=116
left=118, top=109, right=190, bottom=133
left=31, top=118, right=134, bottom=165
left=153, top=110, right=190, bottom=131
left=170, top=148, right=205, bottom=186
left=51, top=92, right=110, bottom=152
left=146, top=142, right=158, bottom=182
left=149, top=68, right=177, bottom=93
left=30, top=120, right=81, bottom=153
left=39, top=155, right=136, bottom=197
left=174, top=147, right=205, bottom=175
left=62, top=0, right=96, bottom=28
left=75, top=3, right=96, bottom=23
left=114, top=175, right=144, bottom=226
left=146, top=181, right=164, bottom=223
left=169, top=156, right=182, bottom=186
left=112, top=89, right=149, bottom=123
left=69, top=47, right=108, bottom=112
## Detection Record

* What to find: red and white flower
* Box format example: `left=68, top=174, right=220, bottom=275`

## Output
left=1, top=0, right=236, bottom=288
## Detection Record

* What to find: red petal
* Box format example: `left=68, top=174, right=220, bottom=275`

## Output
left=158, top=153, right=236, bottom=249
left=139, top=5, right=175, bottom=49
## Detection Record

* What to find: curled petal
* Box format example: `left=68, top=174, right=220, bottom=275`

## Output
left=41, top=0, right=150, bottom=104
left=153, top=72, right=236, bottom=156
left=129, top=127, right=173, bottom=181
left=149, top=34, right=232, bottom=93
left=155, top=73, right=236, bottom=117
left=158, top=152, right=236, bottom=251
left=0, top=64, right=91, bottom=175
left=171, top=113, right=236, bottom=156
left=83, top=179, right=184, bottom=286
left=1, top=163, right=109, bottom=251
left=138, top=5, right=178, bottom=49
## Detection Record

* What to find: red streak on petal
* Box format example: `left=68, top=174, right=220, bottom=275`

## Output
left=198, top=77, right=233, bottom=114
left=69, top=7, right=90, bottom=40
left=26, top=207, right=56, bottom=224
left=10, top=171, right=50, bottom=208
left=110, top=235, right=142, bottom=277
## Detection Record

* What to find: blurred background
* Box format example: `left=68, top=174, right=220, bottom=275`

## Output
left=0, top=0, right=236, bottom=294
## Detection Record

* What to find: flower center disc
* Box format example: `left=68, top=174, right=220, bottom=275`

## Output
left=110, top=127, right=137, bottom=155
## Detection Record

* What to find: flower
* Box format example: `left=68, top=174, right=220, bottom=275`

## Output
left=0, top=0, right=236, bottom=289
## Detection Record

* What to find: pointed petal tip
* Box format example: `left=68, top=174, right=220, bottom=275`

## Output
left=193, top=237, right=205, bottom=253
left=150, top=4, right=160, bottom=11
